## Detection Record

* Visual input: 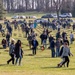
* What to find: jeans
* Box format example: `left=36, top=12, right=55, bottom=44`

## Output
left=70, top=38, right=73, bottom=44
left=3, top=44, right=6, bottom=49
left=51, top=48, right=55, bottom=57
left=43, top=40, right=47, bottom=48
left=32, top=47, right=37, bottom=55
left=7, top=54, right=14, bottom=64
left=6, top=40, right=10, bottom=47
left=56, top=47, right=60, bottom=57
left=62, top=56, right=70, bottom=67
left=15, top=56, right=22, bottom=65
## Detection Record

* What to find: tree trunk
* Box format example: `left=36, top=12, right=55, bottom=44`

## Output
left=7, top=0, right=10, bottom=13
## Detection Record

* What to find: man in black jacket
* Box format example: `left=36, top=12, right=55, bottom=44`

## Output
left=40, top=32, right=44, bottom=44
left=31, top=37, right=38, bottom=55
left=6, top=32, right=10, bottom=46
left=50, top=38, right=55, bottom=57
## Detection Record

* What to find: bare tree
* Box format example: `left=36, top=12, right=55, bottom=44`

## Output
left=10, top=0, right=14, bottom=11
left=45, top=0, right=50, bottom=12
left=53, top=0, right=62, bottom=20
left=6, top=0, right=10, bottom=12
left=0, top=0, right=4, bottom=19
left=2, top=0, right=73, bottom=13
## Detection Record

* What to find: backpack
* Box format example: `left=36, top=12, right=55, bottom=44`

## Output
left=59, top=46, right=64, bottom=56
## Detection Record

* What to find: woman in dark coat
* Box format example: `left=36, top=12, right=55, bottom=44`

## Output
left=14, top=40, right=23, bottom=65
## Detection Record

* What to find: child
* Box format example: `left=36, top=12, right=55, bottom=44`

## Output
left=1, top=39, right=7, bottom=49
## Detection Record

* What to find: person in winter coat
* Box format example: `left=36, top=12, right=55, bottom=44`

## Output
left=31, top=37, right=38, bottom=55
left=6, top=32, right=10, bottom=46
left=27, top=34, right=33, bottom=49
left=1, top=39, right=7, bottom=49
left=57, top=42, right=73, bottom=67
left=7, top=40, right=15, bottom=64
left=14, top=40, right=23, bottom=65
left=50, top=38, right=56, bottom=58
left=40, top=32, right=44, bottom=45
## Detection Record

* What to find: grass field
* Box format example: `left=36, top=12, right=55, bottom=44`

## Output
left=0, top=12, right=75, bottom=75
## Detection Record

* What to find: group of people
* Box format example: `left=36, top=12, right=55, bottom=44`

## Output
left=0, top=17, right=74, bottom=67
left=7, top=40, right=23, bottom=65
left=39, top=29, right=74, bottom=67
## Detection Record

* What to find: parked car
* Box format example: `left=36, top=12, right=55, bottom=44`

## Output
left=11, top=15, right=19, bottom=19
left=51, top=14, right=57, bottom=18
left=11, top=15, right=26, bottom=19
left=59, top=13, right=72, bottom=18
left=41, top=14, right=57, bottom=18
left=19, top=15, right=26, bottom=19
left=41, top=14, right=53, bottom=18
left=34, top=18, right=48, bottom=24
left=29, top=16, right=37, bottom=19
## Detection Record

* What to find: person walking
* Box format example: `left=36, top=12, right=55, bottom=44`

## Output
left=56, top=38, right=61, bottom=57
left=7, top=40, right=15, bottom=65
left=14, top=40, right=23, bottom=65
left=58, top=42, right=73, bottom=67
left=70, top=32, right=74, bottom=44
left=27, top=34, right=33, bottom=49
left=50, top=38, right=56, bottom=58
left=31, top=37, right=38, bottom=55
left=1, top=39, right=7, bottom=49
left=6, top=32, right=10, bottom=46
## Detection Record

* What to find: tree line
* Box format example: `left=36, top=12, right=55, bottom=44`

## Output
left=2, top=0, right=74, bottom=13
left=0, top=0, right=75, bottom=17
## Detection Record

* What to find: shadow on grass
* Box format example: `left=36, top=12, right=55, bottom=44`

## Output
left=4, top=50, right=9, bottom=52
left=35, top=56, right=51, bottom=58
left=0, top=47, right=4, bottom=49
left=63, top=68, right=75, bottom=70
left=41, top=66, right=58, bottom=69
left=24, top=54, right=34, bottom=56
left=41, top=67, right=75, bottom=70
left=0, top=64, right=7, bottom=66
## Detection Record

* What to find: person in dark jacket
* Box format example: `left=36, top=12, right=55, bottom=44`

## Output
left=62, top=31, right=67, bottom=41
left=6, top=32, right=10, bottom=46
left=27, top=34, right=33, bottom=49
left=56, top=31, right=61, bottom=40
left=72, top=23, right=75, bottom=31
left=42, top=32, right=47, bottom=48
left=25, top=26, right=29, bottom=38
left=7, top=40, right=15, bottom=64
left=8, top=25, right=12, bottom=36
left=40, top=32, right=44, bottom=44
left=63, top=37, right=69, bottom=46
left=31, top=37, right=38, bottom=55
left=1, top=39, right=7, bottom=49
left=49, top=35, right=54, bottom=44
left=0, top=24, right=2, bottom=31
left=50, top=38, right=55, bottom=57
left=14, top=40, right=23, bottom=65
